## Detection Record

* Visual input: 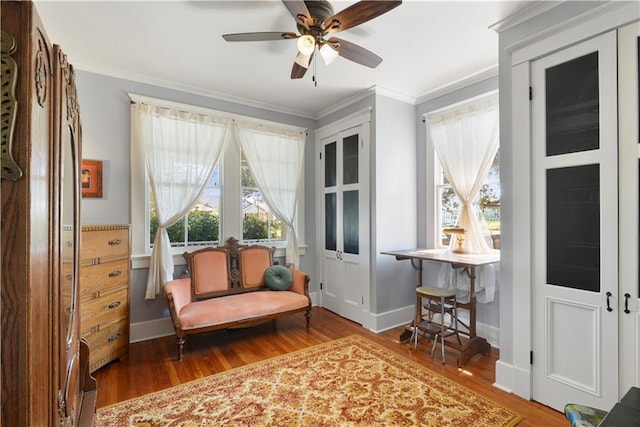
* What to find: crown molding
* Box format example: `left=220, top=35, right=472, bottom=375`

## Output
left=489, top=1, right=563, bottom=33
left=72, top=63, right=318, bottom=120
left=415, top=65, right=498, bottom=105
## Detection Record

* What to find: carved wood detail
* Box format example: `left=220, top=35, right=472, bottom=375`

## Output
left=0, top=29, right=22, bottom=181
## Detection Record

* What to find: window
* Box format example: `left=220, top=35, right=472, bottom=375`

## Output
left=130, top=95, right=305, bottom=261
left=436, top=150, right=500, bottom=248
left=426, top=92, right=500, bottom=252
left=150, top=166, right=221, bottom=247
left=241, top=154, right=284, bottom=243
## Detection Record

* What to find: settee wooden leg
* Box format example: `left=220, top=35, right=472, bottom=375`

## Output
left=177, top=336, right=185, bottom=361
left=305, top=308, right=311, bottom=328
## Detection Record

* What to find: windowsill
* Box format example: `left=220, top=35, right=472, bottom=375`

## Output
left=131, top=245, right=306, bottom=270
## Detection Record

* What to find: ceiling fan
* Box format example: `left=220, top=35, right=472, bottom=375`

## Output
left=222, top=0, right=402, bottom=80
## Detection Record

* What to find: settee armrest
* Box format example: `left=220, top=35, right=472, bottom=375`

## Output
left=289, top=267, right=310, bottom=297
left=165, top=278, right=191, bottom=315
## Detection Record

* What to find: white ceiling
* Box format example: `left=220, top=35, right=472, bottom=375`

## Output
left=34, top=0, right=541, bottom=118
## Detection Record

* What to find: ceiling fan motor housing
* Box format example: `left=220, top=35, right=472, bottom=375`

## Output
left=297, top=1, right=336, bottom=35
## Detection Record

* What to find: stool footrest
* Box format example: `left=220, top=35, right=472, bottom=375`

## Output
left=415, top=320, right=460, bottom=339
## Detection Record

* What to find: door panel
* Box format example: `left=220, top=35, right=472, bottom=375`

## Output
left=322, top=255, right=340, bottom=313
left=532, top=31, right=618, bottom=411
left=320, top=125, right=368, bottom=324
left=546, top=297, right=599, bottom=394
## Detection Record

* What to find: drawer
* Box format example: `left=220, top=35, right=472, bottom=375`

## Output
left=80, top=259, right=129, bottom=302
left=85, top=318, right=129, bottom=371
left=81, top=287, right=128, bottom=334
left=81, top=228, right=129, bottom=262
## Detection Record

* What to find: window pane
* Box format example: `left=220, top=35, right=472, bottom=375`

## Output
left=439, top=186, right=459, bottom=246
left=343, top=190, right=359, bottom=254
left=546, top=52, right=599, bottom=156
left=325, top=193, right=337, bottom=251
left=325, top=142, right=337, bottom=187
left=241, top=159, right=282, bottom=243
left=149, top=166, right=220, bottom=247
left=188, top=167, right=220, bottom=246
left=343, top=134, right=359, bottom=185
left=547, top=165, right=600, bottom=292
left=438, top=182, right=500, bottom=249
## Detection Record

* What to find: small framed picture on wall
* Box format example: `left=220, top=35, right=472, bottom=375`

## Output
left=81, top=159, right=103, bottom=198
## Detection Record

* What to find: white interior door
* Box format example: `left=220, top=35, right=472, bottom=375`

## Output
left=618, top=21, right=640, bottom=394
left=531, top=31, right=619, bottom=411
left=319, top=125, right=369, bottom=324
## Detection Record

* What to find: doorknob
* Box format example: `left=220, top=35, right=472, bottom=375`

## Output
left=624, top=293, right=631, bottom=314
left=606, top=292, right=613, bottom=312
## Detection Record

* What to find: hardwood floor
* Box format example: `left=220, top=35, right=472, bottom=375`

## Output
left=93, top=307, right=566, bottom=426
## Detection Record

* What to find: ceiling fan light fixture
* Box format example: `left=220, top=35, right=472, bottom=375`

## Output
left=294, top=52, right=312, bottom=69
left=320, top=43, right=339, bottom=65
left=297, top=34, right=316, bottom=55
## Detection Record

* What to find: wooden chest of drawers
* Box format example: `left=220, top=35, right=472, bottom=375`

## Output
left=80, top=224, right=131, bottom=372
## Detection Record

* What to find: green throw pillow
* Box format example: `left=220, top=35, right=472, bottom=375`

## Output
left=264, top=265, right=293, bottom=291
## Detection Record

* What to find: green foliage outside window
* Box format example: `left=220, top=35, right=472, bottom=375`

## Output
left=149, top=207, right=219, bottom=246
left=150, top=207, right=280, bottom=246
left=243, top=214, right=282, bottom=241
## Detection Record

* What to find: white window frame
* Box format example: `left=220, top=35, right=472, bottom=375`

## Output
left=130, top=94, right=306, bottom=268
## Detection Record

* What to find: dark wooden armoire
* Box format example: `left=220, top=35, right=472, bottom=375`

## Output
left=1, top=1, right=96, bottom=425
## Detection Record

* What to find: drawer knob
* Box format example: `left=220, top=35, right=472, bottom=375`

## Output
left=108, top=270, right=122, bottom=278
left=108, top=332, right=121, bottom=343
left=108, top=301, right=121, bottom=310
left=108, top=239, right=121, bottom=246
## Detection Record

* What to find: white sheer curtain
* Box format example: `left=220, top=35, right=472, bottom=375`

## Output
left=235, top=121, right=305, bottom=268
left=428, top=95, right=499, bottom=254
left=427, top=94, right=499, bottom=303
left=132, top=103, right=230, bottom=299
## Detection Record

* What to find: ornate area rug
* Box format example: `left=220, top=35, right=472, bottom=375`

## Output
left=96, top=335, right=522, bottom=426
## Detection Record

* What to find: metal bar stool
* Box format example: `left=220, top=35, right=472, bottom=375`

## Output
left=411, top=286, right=462, bottom=363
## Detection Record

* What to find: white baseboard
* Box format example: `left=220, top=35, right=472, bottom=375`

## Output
left=364, top=304, right=415, bottom=333
left=512, top=364, right=532, bottom=399
left=493, top=359, right=532, bottom=400
left=494, top=359, right=514, bottom=392
left=130, top=317, right=175, bottom=343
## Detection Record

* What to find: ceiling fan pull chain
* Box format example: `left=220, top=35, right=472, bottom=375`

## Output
left=313, top=51, right=318, bottom=87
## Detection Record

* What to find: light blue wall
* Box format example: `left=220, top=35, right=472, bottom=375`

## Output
left=373, top=94, right=417, bottom=314
left=75, top=70, right=317, bottom=324
left=78, top=49, right=543, bottom=334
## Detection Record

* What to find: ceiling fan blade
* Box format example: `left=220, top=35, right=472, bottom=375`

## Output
left=328, top=37, right=382, bottom=68
left=324, top=1, right=402, bottom=34
left=282, top=0, right=311, bottom=29
left=222, top=32, right=297, bottom=42
left=291, top=52, right=314, bottom=79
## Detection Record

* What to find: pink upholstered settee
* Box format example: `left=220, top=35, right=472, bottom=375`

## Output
left=164, top=237, right=311, bottom=360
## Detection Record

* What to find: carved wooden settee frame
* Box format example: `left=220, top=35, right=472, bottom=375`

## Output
left=164, top=237, right=311, bottom=360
